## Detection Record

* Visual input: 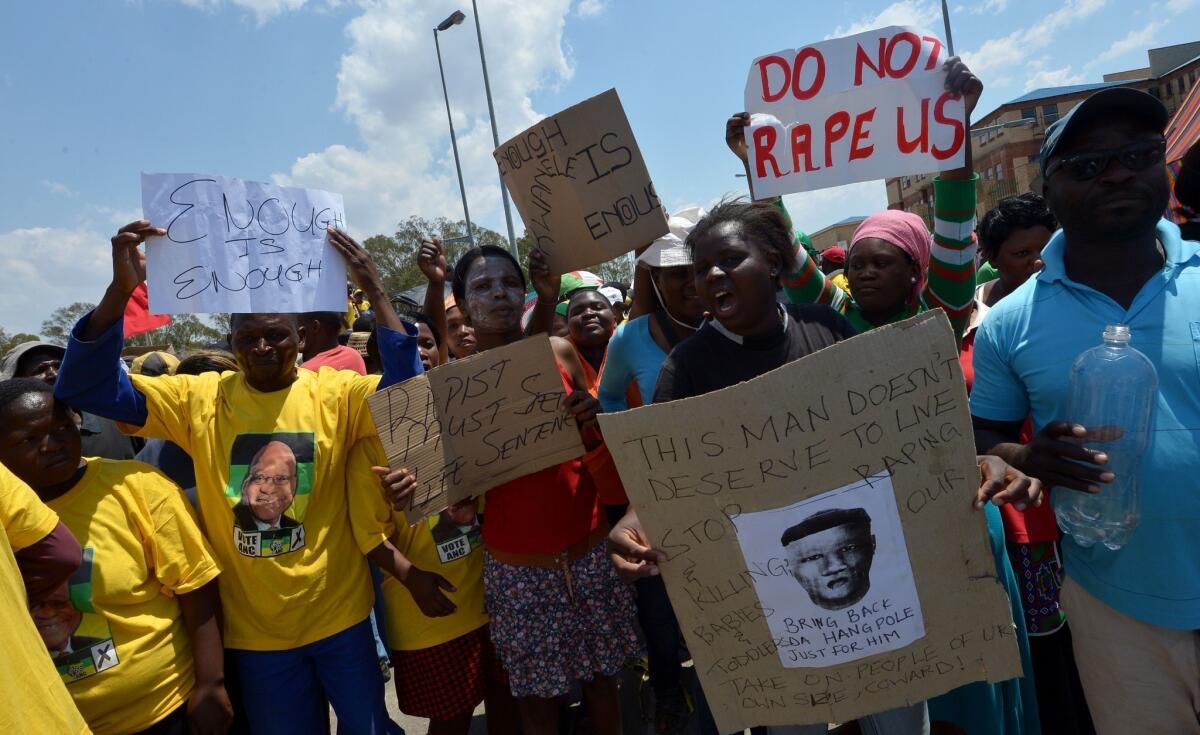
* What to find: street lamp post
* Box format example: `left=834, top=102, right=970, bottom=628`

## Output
left=469, top=0, right=519, bottom=257
left=434, top=11, right=474, bottom=246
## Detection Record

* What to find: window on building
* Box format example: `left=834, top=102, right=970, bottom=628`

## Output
left=1042, top=103, right=1059, bottom=124
left=1020, top=107, right=1037, bottom=121
left=996, top=164, right=1005, bottom=180
left=985, top=168, right=993, bottom=180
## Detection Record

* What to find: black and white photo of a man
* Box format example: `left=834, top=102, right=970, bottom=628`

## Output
left=733, top=472, right=925, bottom=667
left=781, top=507, right=876, bottom=611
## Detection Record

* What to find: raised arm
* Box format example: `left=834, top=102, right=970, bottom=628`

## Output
left=328, top=228, right=422, bottom=389
left=923, top=58, right=984, bottom=341
left=524, top=247, right=561, bottom=337
left=418, top=239, right=450, bottom=365
left=56, top=221, right=161, bottom=425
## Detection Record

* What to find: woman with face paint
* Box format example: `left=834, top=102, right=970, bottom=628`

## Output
left=382, top=244, right=640, bottom=735
left=726, top=57, right=983, bottom=343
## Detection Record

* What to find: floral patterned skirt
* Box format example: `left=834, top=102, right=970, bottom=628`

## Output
left=483, top=541, right=642, bottom=699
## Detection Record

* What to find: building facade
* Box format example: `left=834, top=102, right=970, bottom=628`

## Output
left=808, top=216, right=867, bottom=252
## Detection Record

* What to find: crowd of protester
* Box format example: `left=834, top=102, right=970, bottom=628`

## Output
left=5, top=55, right=1200, bottom=735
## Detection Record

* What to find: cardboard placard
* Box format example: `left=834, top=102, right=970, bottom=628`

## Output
left=597, top=313, right=1021, bottom=731
left=367, top=335, right=585, bottom=523
left=494, top=89, right=668, bottom=273
left=141, top=173, right=348, bottom=314
left=744, top=26, right=966, bottom=198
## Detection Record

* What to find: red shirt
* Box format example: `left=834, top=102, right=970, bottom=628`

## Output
left=301, top=345, right=367, bottom=375
left=482, top=362, right=603, bottom=554
left=960, top=328, right=1058, bottom=544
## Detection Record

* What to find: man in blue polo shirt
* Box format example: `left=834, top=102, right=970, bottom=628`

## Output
left=971, top=87, right=1200, bottom=733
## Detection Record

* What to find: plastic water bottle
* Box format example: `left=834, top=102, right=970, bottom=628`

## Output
left=1054, top=324, right=1157, bottom=551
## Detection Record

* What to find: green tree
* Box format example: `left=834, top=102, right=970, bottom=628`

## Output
left=40, top=302, right=96, bottom=344
left=125, top=314, right=224, bottom=352
left=361, top=217, right=514, bottom=298
left=588, top=253, right=635, bottom=285
left=0, top=326, right=42, bottom=356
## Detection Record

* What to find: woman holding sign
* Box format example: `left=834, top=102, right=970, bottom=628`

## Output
left=726, top=59, right=1042, bottom=735
left=608, top=196, right=1044, bottom=735
left=384, top=244, right=640, bottom=735
left=727, top=56, right=980, bottom=342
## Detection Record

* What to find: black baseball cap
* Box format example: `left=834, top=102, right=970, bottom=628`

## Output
left=1039, top=86, right=1168, bottom=177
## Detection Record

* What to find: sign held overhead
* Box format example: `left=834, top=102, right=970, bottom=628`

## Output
left=495, top=89, right=669, bottom=273
left=743, top=27, right=966, bottom=198
left=141, top=173, right=349, bottom=314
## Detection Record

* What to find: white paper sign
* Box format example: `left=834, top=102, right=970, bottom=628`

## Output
left=141, top=173, right=349, bottom=314
left=744, top=26, right=965, bottom=198
left=731, top=471, right=925, bottom=668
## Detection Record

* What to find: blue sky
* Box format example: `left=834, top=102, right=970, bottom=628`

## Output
left=1, top=0, right=1196, bottom=335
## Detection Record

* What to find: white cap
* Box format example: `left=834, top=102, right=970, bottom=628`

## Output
left=636, top=206, right=705, bottom=269
left=598, top=286, right=623, bottom=306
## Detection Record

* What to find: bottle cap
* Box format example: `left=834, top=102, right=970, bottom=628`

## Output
left=1103, top=324, right=1131, bottom=343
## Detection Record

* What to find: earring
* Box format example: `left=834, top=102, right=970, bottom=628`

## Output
left=910, top=276, right=918, bottom=283
left=770, top=269, right=778, bottom=277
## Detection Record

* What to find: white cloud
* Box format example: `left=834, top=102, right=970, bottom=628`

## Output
left=829, top=0, right=942, bottom=38
left=1165, top=0, right=1196, bottom=11
left=0, top=227, right=111, bottom=335
left=964, top=0, right=1008, bottom=14
left=1023, top=65, right=1086, bottom=91
left=175, top=0, right=311, bottom=25
left=41, top=180, right=77, bottom=198
left=274, top=0, right=575, bottom=238
left=780, top=180, right=889, bottom=236
left=575, top=0, right=606, bottom=17
left=1086, top=22, right=1165, bottom=68
left=960, top=0, right=1106, bottom=88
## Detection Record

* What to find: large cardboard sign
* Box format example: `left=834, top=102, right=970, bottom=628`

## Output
left=141, top=173, right=348, bottom=314
left=744, top=26, right=966, bottom=198
left=495, top=89, right=668, bottom=273
left=597, top=313, right=1021, bottom=731
left=367, top=335, right=585, bottom=523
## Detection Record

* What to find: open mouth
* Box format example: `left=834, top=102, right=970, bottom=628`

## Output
left=712, top=289, right=738, bottom=318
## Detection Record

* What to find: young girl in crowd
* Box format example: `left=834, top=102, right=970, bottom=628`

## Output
left=348, top=319, right=520, bottom=735
left=385, top=244, right=640, bottom=735
left=0, top=378, right=227, bottom=735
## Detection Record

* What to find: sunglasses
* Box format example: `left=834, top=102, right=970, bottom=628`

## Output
left=1045, top=139, right=1166, bottom=181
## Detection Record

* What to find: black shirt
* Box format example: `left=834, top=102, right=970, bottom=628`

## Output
left=652, top=303, right=856, bottom=403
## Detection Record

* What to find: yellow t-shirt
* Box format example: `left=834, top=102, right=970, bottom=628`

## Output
left=349, top=439, right=488, bottom=651
left=126, top=367, right=382, bottom=650
left=44, top=459, right=220, bottom=734
left=0, top=466, right=91, bottom=735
